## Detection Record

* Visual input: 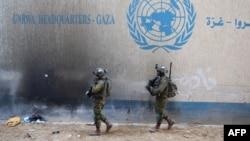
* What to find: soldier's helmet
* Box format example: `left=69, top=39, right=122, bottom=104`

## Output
left=93, top=68, right=107, bottom=77
left=155, top=64, right=167, bottom=73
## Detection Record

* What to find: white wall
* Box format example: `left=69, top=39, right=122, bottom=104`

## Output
left=0, top=0, right=249, bottom=104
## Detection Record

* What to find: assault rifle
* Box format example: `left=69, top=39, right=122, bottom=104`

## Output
left=147, top=64, right=160, bottom=86
left=145, top=77, right=157, bottom=96
left=169, top=62, right=172, bottom=80
left=85, top=78, right=99, bottom=98
left=145, top=64, right=160, bottom=95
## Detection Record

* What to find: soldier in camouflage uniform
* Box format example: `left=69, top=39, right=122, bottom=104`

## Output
left=88, top=68, right=112, bottom=136
left=146, top=64, right=174, bottom=132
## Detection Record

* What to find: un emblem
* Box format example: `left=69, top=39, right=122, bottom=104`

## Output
left=127, top=0, right=196, bottom=52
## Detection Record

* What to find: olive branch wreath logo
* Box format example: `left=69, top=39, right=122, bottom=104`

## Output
left=127, top=0, right=196, bottom=53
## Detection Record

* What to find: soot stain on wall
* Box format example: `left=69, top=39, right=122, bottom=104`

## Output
left=9, top=26, right=97, bottom=108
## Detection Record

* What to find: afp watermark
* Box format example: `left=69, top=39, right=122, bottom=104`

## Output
left=224, top=125, right=249, bottom=141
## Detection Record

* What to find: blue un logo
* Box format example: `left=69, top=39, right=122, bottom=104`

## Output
left=127, top=0, right=196, bottom=52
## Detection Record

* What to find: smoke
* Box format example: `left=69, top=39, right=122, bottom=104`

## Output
left=0, top=70, right=22, bottom=119
left=0, top=70, right=22, bottom=95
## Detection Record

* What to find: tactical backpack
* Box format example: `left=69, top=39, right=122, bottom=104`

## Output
left=105, top=78, right=112, bottom=97
left=166, top=62, right=178, bottom=98
left=166, top=78, right=178, bottom=98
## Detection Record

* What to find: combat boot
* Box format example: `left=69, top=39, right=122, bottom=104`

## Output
left=89, top=126, right=101, bottom=136
left=149, top=123, right=161, bottom=133
left=104, top=120, right=113, bottom=133
left=164, top=116, right=174, bottom=130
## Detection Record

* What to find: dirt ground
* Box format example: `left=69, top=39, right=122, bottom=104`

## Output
left=0, top=121, right=224, bottom=141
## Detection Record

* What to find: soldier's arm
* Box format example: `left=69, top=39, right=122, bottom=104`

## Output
left=92, top=80, right=105, bottom=93
left=151, top=78, right=168, bottom=95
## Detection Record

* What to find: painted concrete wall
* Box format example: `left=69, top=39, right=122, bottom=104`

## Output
left=0, top=0, right=249, bottom=124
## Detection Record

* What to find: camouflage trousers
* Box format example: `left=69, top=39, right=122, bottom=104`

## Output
left=93, top=100, right=107, bottom=128
left=155, top=96, right=168, bottom=124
